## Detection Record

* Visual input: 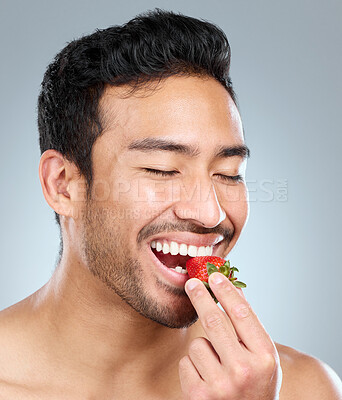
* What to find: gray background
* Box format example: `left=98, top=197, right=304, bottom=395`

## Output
left=1, top=0, right=341, bottom=377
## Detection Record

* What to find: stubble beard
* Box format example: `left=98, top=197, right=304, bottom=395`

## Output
left=81, top=201, right=198, bottom=329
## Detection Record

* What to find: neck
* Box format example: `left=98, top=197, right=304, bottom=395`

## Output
left=31, top=256, right=203, bottom=397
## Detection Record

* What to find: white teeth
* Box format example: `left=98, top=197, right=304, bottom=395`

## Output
left=187, top=245, right=197, bottom=257
left=179, top=243, right=188, bottom=256
left=197, top=246, right=206, bottom=256
left=162, top=243, right=170, bottom=254
left=151, top=240, right=214, bottom=257
left=170, top=241, right=179, bottom=255
left=172, top=266, right=188, bottom=274
left=206, top=246, right=213, bottom=256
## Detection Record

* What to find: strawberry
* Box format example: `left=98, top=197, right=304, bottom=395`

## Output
left=185, top=256, right=246, bottom=303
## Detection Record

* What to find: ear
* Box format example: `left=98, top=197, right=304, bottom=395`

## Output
left=38, top=150, right=85, bottom=219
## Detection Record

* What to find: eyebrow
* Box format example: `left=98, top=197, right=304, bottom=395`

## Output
left=127, top=137, right=250, bottom=159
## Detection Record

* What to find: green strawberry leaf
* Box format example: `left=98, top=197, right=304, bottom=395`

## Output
left=219, top=265, right=229, bottom=277
left=224, top=260, right=231, bottom=268
left=206, top=263, right=218, bottom=276
left=231, top=266, right=239, bottom=273
left=233, top=280, right=247, bottom=288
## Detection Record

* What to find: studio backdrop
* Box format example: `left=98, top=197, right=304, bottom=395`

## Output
left=0, top=0, right=341, bottom=377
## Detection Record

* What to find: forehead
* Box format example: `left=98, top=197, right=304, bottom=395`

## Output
left=97, top=75, right=244, bottom=154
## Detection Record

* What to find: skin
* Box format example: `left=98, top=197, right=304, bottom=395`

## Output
left=0, top=75, right=341, bottom=399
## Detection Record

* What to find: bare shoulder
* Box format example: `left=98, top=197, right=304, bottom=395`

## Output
left=0, top=380, right=40, bottom=400
left=0, top=299, right=40, bottom=399
left=275, top=342, right=342, bottom=400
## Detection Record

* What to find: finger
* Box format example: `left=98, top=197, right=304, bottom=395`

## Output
left=221, top=286, right=245, bottom=337
left=209, top=272, right=275, bottom=354
left=187, top=337, right=221, bottom=382
left=179, top=354, right=205, bottom=396
left=236, top=287, right=246, bottom=299
left=185, top=278, right=243, bottom=365
left=220, top=307, right=243, bottom=343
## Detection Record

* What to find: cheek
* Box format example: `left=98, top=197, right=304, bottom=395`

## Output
left=142, top=180, right=175, bottom=203
left=111, top=179, right=174, bottom=222
left=220, top=184, right=249, bottom=230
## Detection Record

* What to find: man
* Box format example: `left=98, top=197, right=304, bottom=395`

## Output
left=0, top=8, right=341, bottom=400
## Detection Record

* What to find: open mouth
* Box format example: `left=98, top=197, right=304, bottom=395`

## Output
left=150, top=240, right=214, bottom=274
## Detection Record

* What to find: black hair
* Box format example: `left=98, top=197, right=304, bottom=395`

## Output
left=38, top=8, right=237, bottom=226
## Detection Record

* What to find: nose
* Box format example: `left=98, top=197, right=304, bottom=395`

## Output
left=173, top=179, right=226, bottom=228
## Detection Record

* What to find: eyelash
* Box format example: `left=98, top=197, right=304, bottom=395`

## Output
left=217, top=174, right=244, bottom=183
left=143, top=168, right=178, bottom=177
left=143, top=168, right=243, bottom=182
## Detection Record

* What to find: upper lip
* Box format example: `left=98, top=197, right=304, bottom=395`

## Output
left=148, top=232, right=224, bottom=247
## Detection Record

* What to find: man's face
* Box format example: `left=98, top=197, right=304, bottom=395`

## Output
left=77, top=76, right=249, bottom=329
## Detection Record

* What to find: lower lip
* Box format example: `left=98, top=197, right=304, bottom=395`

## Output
left=148, top=247, right=190, bottom=287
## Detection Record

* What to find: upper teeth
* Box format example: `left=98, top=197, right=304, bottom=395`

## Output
left=151, top=240, right=213, bottom=257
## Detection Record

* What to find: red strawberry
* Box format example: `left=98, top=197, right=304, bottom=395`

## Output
left=185, top=256, right=246, bottom=303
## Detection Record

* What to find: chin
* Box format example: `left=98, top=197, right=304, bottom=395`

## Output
left=129, top=279, right=199, bottom=329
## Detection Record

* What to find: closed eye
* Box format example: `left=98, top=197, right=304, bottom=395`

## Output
left=143, top=169, right=243, bottom=182
left=215, top=174, right=244, bottom=183
left=143, top=168, right=179, bottom=177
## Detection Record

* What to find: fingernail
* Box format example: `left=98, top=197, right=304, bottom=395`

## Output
left=211, top=273, right=225, bottom=284
left=186, top=279, right=200, bottom=291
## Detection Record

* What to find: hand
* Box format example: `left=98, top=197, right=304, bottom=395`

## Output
left=179, top=272, right=282, bottom=399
